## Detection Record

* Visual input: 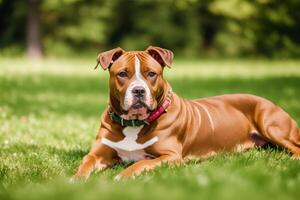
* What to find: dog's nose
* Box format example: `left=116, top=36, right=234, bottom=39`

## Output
left=132, top=86, right=146, bottom=97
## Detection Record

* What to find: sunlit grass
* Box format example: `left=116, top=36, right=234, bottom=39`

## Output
left=1, top=58, right=300, bottom=200
left=1, top=57, right=300, bottom=78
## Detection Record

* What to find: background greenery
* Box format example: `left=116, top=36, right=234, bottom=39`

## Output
left=1, top=0, right=300, bottom=57
left=1, top=58, right=300, bottom=200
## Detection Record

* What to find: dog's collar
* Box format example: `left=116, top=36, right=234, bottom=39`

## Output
left=108, top=89, right=172, bottom=127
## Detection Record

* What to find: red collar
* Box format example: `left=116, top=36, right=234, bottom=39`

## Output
left=146, top=92, right=171, bottom=124
left=109, top=90, right=172, bottom=127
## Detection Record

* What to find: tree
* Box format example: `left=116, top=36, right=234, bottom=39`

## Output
left=26, top=0, right=43, bottom=59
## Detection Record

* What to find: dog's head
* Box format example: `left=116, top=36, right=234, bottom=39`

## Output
left=96, top=46, right=173, bottom=120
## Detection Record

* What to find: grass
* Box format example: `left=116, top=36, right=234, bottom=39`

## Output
left=1, top=57, right=300, bottom=200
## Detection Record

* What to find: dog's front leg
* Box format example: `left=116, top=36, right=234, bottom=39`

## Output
left=115, top=154, right=182, bottom=180
left=72, top=138, right=118, bottom=181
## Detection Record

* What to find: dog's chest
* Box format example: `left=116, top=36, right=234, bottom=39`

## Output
left=101, top=126, right=158, bottom=161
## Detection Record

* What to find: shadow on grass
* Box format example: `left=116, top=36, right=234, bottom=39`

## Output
left=1, top=75, right=300, bottom=118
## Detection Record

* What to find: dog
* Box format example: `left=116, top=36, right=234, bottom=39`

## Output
left=73, top=46, right=300, bottom=180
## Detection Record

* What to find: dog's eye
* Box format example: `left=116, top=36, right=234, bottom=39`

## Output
left=118, top=71, right=128, bottom=78
left=148, top=72, right=156, bottom=78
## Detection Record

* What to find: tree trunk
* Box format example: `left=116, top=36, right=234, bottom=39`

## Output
left=26, top=0, right=43, bottom=59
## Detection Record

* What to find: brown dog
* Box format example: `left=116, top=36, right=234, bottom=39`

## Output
left=73, top=46, right=300, bottom=180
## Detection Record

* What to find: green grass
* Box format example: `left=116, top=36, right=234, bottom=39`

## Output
left=1, top=58, right=300, bottom=200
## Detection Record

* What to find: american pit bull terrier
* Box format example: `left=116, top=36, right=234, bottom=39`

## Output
left=73, top=46, right=300, bottom=180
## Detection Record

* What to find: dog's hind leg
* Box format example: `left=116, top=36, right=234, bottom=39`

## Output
left=254, top=101, right=300, bottom=158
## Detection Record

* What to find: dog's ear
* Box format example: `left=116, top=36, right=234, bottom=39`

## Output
left=146, top=46, right=174, bottom=68
left=95, top=47, right=125, bottom=70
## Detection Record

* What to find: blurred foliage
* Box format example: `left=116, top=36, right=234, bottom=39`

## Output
left=0, top=0, right=300, bottom=57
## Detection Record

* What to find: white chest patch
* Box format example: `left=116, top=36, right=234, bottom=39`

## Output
left=101, top=126, right=158, bottom=161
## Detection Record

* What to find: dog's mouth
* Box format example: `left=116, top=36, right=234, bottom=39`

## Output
left=122, top=101, right=151, bottom=120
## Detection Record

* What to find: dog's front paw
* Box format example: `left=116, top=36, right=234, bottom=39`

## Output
left=70, top=176, right=79, bottom=183
left=114, top=174, right=130, bottom=181
left=114, top=174, right=123, bottom=181
left=114, top=172, right=136, bottom=181
left=69, top=176, right=84, bottom=183
left=291, top=154, right=300, bottom=160
left=69, top=173, right=90, bottom=183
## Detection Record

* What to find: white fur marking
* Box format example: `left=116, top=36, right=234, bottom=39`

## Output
left=135, top=55, right=142, bottom=80
left=123, top=56, right=151, bottom=110
left=101, top=126, right=158, bottom=161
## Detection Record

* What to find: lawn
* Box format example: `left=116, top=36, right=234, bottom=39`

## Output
left=1, top=57, right=300, bottom=200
